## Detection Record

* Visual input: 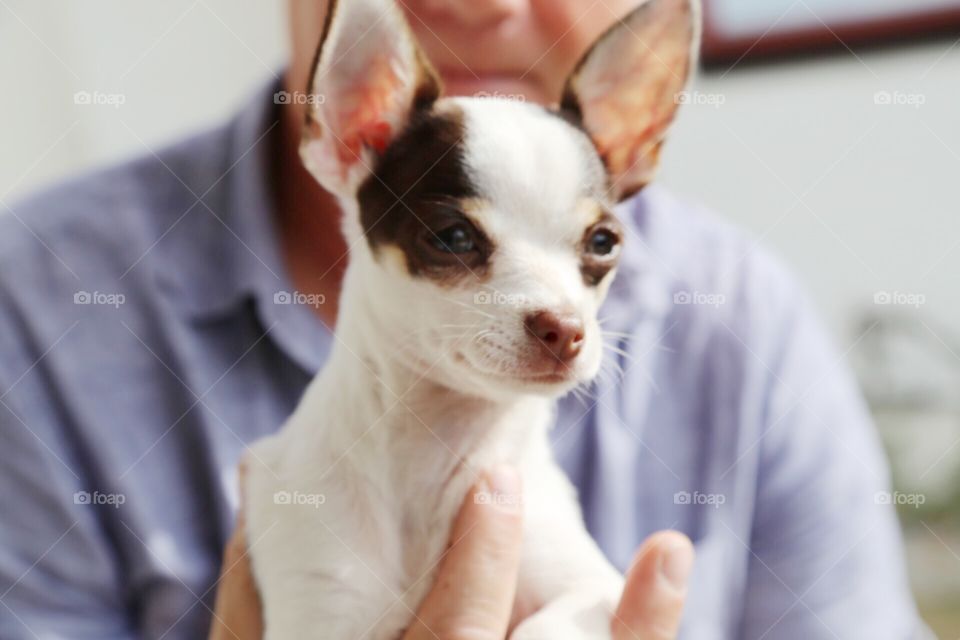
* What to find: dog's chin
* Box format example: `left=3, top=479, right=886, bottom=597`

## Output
left=452, top=359, right=598, bottom=400
left=502, top=373, right=584, bottom=397
left=457, top=370, right=580, bottom=400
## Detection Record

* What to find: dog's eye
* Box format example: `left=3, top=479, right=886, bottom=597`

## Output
left=430, top=224, right=476, bottom=254
left=586, top=228, right=619, bottom=256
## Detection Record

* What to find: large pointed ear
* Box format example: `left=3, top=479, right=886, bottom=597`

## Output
left=561, top=0, right=699, bottom=201
left=299, top=0, right=441, bottom=197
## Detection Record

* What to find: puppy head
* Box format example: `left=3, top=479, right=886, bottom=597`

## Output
left=300, top=0, right=698, bottom=399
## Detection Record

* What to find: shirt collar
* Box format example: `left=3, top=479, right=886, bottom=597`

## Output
left=153, top=77, right=283, bottom=318
left=155, top=77, right=331, bottom=374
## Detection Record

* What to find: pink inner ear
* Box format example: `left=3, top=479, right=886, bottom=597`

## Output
left=334, top=54, right=410, bottom=168
left=570, top=0, right=693, bottom=195
left=587, top=94, right=659, bottom=177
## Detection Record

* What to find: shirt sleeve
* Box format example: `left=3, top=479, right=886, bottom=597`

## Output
left=736, top=273, right=927, bottom=639
left=0, top=301, right=136, bottom=639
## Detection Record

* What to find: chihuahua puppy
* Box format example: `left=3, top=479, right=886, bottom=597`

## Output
left=245, top=0, right=697, bottom=637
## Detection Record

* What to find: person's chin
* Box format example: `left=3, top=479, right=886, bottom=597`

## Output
left=440, top=74, right=546, bottom=104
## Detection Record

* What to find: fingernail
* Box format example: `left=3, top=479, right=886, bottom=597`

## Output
left=479, top=465, right=522, bottom=512
left=660, top=541, right=694, bottom=590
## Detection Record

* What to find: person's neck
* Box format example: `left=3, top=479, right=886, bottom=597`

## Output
left=272, top=99, right=347, bottom=329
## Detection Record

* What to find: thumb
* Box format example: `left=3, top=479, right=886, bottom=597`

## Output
left=612, top=530, right=693, bottom=640
left=405, top=466, right=525, bottom=640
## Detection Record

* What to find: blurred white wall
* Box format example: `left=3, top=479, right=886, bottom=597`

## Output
left=2, top=0, right=958, bottom=346
left=0, top=0, right=285, bottom=195
left=659, top=40, right=960, bottom=343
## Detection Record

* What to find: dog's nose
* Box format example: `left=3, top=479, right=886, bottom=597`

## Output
left=524, top=311, right=585, bottom=363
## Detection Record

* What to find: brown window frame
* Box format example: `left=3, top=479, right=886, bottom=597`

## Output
left=701, top=1, right=960, bottom=67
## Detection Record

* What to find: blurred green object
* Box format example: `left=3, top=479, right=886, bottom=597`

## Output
left=854, top=311, right=960, bottom=637
left=919, top=601, right=960, bottom=638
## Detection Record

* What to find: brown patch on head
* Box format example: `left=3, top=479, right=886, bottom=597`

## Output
left=298, top=0, right=444, bottom=195
left=579, top=209, right=624, bottom=286
left=356, top=105, right=492, bottom=286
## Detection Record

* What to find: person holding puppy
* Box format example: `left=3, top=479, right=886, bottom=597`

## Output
left=0, top=1, right=923, bottom=639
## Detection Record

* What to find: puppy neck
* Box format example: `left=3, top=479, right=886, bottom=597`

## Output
left=321, top=254, right=546, bottom=437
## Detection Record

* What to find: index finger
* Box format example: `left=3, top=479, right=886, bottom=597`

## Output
left=404, top=466, right=525, bottom=640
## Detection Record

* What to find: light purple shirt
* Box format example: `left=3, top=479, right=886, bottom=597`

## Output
left=0, top=80, right=923, bottom=639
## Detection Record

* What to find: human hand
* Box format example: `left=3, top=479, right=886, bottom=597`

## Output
left=208, top=463, right=691, bottom=640
left=407, top=469, right=694, bottom=640
left=612, top=530, right=694, bottom=640
left=208, top=465, right=525, bottom=640
left=208, top=462, right=264, bottom=640
left=403, top=466, right=525, bottom=639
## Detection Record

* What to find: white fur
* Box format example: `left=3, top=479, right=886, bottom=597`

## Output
left=246, top=98, right=624, bottom=640
left=246, top=0, right=698, bottom=635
